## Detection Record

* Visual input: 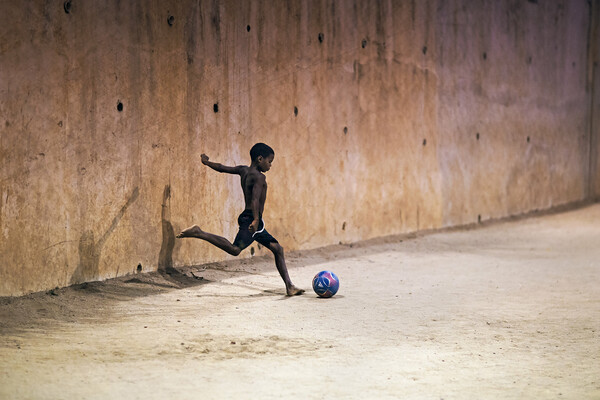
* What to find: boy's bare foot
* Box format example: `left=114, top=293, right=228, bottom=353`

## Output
left=286, top=285, right=305, bottom=296
left=176, top=225, right=203, bottom=238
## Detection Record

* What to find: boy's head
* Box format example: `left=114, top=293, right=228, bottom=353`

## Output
left=250, top=143, right=274, bottom=172
left=250, top=143, right=274, bottom=162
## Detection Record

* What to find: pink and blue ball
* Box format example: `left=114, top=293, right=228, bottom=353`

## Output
left=312, top=270, right=340, bottom=298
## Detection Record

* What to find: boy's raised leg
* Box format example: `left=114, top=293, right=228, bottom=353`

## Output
left=177, top=225, right=241, bottom=256
left=266, top=242, right=304, bottom=296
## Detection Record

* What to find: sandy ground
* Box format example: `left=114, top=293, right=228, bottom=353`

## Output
left=1, top=204, right=599, bottom=400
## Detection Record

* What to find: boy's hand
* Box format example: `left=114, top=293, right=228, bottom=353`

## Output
left=249, top=219, right=260, bottom=234
left=201, top=154, right=209, bottom=165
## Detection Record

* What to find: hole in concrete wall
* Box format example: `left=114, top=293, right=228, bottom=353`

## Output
left=342, top=221, right=346, bottom=230
left=527, top=56, right=532, bottom=64
left=483, top=52, right=487, bottom=60
left=247, top=25, right=251, bottom=32
left=294, top=106, right=298, bottom=117
left=58, top=121, right=63, bottom=127
left=478, top=215, right=482, bottom=223
left=213, top=103, right=219, bottom=113
left=422, top=139, right=427, bottom=146
left=476, top=132, right=480, bottom=140
left=343, top=127, right=348, bottom=135
left=361, top=39, right=367, bottom=48
left=422, top=46, right=428, bottom=55
left=117, top=101, right=124, bottom=112
left=137, top=263, right=142, bottom=272
left=64, top=0, right=72, bottom=14
left=318, top=33, right=324, bottom=43
left=527, top=136, right=530, bottom=143
left=167, top=15, right=175, bottom=26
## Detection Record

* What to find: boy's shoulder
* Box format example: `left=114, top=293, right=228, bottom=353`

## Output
left=236, top=164, right=250, bottom=174
left=245, top=167, right=265, bottom=181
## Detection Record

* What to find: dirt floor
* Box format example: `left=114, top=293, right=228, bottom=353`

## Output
left=1, top=204, right=599, bottom=399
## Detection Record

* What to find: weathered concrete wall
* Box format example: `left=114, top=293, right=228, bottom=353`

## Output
left=437, top=0, right=594, bottom=224
left=590, top=0, right=600, bottom=200
left=0, top=0, right=596, bottom=296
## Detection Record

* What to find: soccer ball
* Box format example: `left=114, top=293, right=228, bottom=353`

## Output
left=312, top=270, right=340, bottom=298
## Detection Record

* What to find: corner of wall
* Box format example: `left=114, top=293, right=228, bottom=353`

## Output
left=588, top=0, right=600, bottom=200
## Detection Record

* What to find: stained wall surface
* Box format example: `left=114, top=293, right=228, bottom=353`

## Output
left=0, top=0, right=597, bottom=296
left=590, top=0, right=600, bottom=200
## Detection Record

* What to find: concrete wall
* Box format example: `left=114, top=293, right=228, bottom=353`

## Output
left=590, top=0, right=600, bottom=200
left=436, top=1, right=594, bottom=223
left=0, top=0, right=597, bottom=296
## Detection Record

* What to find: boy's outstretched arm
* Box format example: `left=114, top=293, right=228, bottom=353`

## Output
left=201, top=154, right=243, bottom=174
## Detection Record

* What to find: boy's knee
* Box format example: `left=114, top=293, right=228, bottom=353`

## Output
left=270, top=242, right=284, bottom=255
left=231, top=246, right=242, bottom=256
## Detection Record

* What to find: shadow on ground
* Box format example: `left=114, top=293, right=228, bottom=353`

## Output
left=0, top=269, right=209, bottom=335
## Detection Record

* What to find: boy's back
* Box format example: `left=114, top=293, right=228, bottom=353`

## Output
left=240, top=166, right=267, bottom=215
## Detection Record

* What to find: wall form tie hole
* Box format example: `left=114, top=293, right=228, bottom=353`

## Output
left=137, top=264, right=142, bottom=272
left=343, top=127, right=348, bottom=135
left=476, top=132, right=480, bottom=140
left=422, top=139, right=427, bottom=146
left=247, top=25, right=251, bottom=32
left=483, top=52, right=487, bottom=60
left=527, top=136, right=530, bottom=143
left=294, top=106, right=298, bottom=117
left=117, top=101, right=124, bottom=112
left=64, top=0, right=72, bottom=14
left=361, top=39, right=367, bottom=48
left=422, top=46, right=428, bottom=55
left=213, top=103, right=219, bottom=113
left=318, top=33, right=324, bottom=43
left=167, top=15, right=174, bottom=26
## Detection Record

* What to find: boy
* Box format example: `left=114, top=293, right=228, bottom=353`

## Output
left=177, top=143, right=305, bottom=296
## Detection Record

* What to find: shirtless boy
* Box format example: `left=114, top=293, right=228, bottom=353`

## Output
left=177, top=143, right=305, bottom=296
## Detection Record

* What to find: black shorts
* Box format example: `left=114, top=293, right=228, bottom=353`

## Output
left=233, top=210, right=278, bottom=250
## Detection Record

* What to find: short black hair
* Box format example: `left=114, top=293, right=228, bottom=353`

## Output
left=250, top=143, right=274, bottom=161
